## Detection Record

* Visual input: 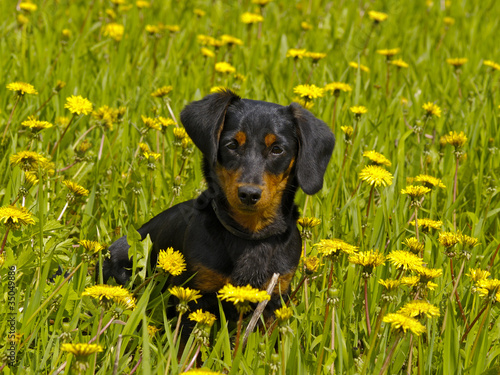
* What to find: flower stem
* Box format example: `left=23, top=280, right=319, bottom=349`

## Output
left=366, top=185, right=375, bottom=218
left=364, top=278, right=372, bottom=336
left=360, top=303, right=387, bottom=375
left=461, top=300, right=490, bottom=342
left=331, top=96, right=339, bottom=131
left=233, top=310, right=244, bottom=358
left=51, top=113, right=77, bottom=157
left=453, top=154, right=459, bottom=230
left=0, top=228, right=10, bottom=256
left=378, top=333, right=402, bottom=375
left=172, top=311, right=184, bottom=347
left=184, top=344, right=201, bottom=372
left=2, top=95, right=21, bottom=143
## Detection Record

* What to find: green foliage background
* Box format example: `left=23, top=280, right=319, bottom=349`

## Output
left=1, top=0, right=500, bottom=373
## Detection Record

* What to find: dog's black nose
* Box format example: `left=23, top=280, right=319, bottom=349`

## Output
left=238, top=186, right=262, bottom=205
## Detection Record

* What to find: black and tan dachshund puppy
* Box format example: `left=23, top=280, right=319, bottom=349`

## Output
left=102, top=89, right=335, bottom=322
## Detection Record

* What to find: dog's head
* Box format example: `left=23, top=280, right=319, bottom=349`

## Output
left=180, top=89, right=335, bottom=232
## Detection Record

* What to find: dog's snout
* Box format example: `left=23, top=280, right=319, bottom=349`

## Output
left=237, top=186, right=262, bottom=206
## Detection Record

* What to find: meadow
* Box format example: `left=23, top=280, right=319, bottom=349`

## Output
left=1, top=0, right=500, bottom=373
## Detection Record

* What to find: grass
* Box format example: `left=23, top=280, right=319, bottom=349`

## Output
left=1, top=0, right=500, bottom=374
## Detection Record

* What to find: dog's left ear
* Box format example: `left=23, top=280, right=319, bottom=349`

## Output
left=180, top=89, right=240, bottom=166
left=289, top=103, right=335, bottom=195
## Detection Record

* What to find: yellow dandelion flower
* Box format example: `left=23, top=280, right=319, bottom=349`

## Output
left=201, top=47, right=215, bottom=58
left=293, top=84, right=324, bottom=100
left=378, top=279, right=401, bottom=291
left=297, top=217, right=321, bottom=229
left=414, top=175, right=446, bottom=189
left=443, top=17, right=455, bottom=26
left=61, top=343, right=103, bottom=357
left=215, top=62, right=236, bottom=74
left=0, top=206, right=35, bottom=228
left=301, top=21, right=313, bottom=31
left=401, top=185, right=431, bottom=199
left=234, top=73, right=247, bottom=82
left=169, top=286, right=202, bottom=304
left=414, top=266, right=443, bottom=281
left=483, top=60, right=500, bottom=71
left=422, top=102, right=442, bottom=118
left=350, top=106, right=368, bottom=115
left=440, top=131, right=467, bottom=149
left=252, top=0, right=272, bottom=5
left=92, top=105, right=117, bottom=130
left=341, top=126, right=354, bottom=138
left=458, top=233, right=479, bottom=248
left=0, top=254, right=4, bottom=267
left=103, top=23, right=124, bottom=42
left=438, top=231, right=460, bottom=248
left=21, top=116, right=53, bottom=132
left=17, top=14, right=30, bottom=25
left=181, top=138, right=193, bottom=149
left=189, top=309, right=217, bottom=327
left=466, top=268, right=490, bottom=283
left=145, top=24, right=161, bottom=35
left=241, top=12, right=264, bottom=24
left=294, top=97, right=314, bottom=109
left=115, top=295, right=136, bottom=310
left=391, top=58, right=409, bottom=68
left=164, top=25, right=180, bottom=33
left=359, top=165, right=393, bottom=187
left=305, top=52, right=327, bottom=63
left=401, top=275, right=420, bottom=287
left=403, top=237, right=424, bottom=254
left=210, top=86, right=229, bottom=94
left=348, top=250, right=385, bottom=268
left=386, top=250, right=424, bottom=271
left=324, top=82, right=352, bottom=94
left=446, top=57, right=468, bottom=67
left=314, top=239, right=358, bottom=257
left=157, top=248, right=186, bottom=276
left=302, top=256, right=321, bottom=274
left=410, top=218, right=442, bottom=231
left=79, top=240, right=105, bottom=253
left=147, top=325, right=161, bottom=336
left=275, top=306, right=293, bottom=322
left=185, top=369, right=223, bottom=375
left=194, top=9, right=206, bottom=17
left=349, top=61, right=370, bottom=73
left=173, top=127, right=188, bottom=140
left=19, top=2, right=38, bottom=12
left=157, top=117, right=176, bottom=128
left=398, top=300, right=440, bottom=319
left=151, top=86, right=173, bottom=98
left=62, top=180, right=89, bottom=197
left=376, top=48, right=401, bottom=57
left=141, top=115, right=161, bottom=131
left=10, top=151, right=53, bottom=172
left=24, top=171, right=39, bottom=187
left=383, top=313, right=426, bottom=336
left=6, top=82, right=38, bottom=96
left=286, top=48, right=308, bottom=59
left=218, top=284, right=270, bottom=313
left=221, top=34, right=244, bottom=46
left=65, top=95, right=93, bottom=115
left=475, top=279, right=500, bottom=298
left=136, top=1, right=151, bottom=8
left=368, top=10, right=388, bottom=23
left=82, top=284, right=133, bottom=301
left=363, top=150, right=392, bottom=167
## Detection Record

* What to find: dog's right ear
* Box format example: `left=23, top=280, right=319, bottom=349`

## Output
left=180, top=89, right=240, bottom=166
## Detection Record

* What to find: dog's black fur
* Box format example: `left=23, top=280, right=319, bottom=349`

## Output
left=102, top=89, right=334, bottom=323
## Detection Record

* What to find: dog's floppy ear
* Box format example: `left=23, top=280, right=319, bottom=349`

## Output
left=180, top=89, right=240, bottom=166
left=289, top=103, right=335, bottom=195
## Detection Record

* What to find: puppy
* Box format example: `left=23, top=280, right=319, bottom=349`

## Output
left=102, top=89, right=335, bottom=323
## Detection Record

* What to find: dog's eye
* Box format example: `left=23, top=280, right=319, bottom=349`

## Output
left=226, top=140, right=238, bottom=150
left=270, top=145, right=284, bottom=155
